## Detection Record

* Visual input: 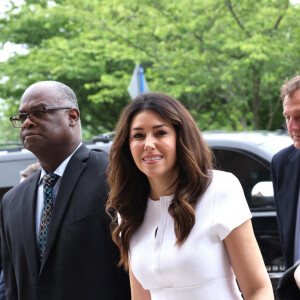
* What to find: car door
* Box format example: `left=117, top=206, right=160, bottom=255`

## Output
left=212, top=147, right=284, bottom=292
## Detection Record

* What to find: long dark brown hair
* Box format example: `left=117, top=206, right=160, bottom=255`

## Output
left=106, top=93, right=213, bottom=268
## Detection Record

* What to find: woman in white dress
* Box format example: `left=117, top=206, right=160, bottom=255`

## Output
left=106, top=93, right=274, bottom=300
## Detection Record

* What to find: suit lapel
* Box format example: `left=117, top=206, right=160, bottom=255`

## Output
left=283, top=148, right=300, bottom=262
left=40, top=145, right=90, bottom=273
left=286, top=149, right=300, bottom=209
left=21, top=171, right=40, bottom=280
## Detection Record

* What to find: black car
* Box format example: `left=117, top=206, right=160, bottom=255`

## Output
left=203, top=131, right=293, bottom=296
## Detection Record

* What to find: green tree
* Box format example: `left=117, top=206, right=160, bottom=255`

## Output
left=0, top=0, right=300, bottom=143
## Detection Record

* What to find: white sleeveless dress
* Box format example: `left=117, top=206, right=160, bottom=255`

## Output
left=129, top=170, right=252, bottom=300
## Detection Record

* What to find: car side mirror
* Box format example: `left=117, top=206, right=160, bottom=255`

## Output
left=251, top=181, right=274, bottom=208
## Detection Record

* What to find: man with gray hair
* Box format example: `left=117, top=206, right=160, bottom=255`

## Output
left=0, top=81, right=130, bottom=300
left=271, top=75, right=300, bottom=299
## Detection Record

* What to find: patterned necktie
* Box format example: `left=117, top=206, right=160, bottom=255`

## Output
left=38, top=173, right=59, bottom=262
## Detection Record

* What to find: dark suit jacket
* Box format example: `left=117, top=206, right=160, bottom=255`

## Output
left=277, top=260, right=300, bottom=300
left=0, top=271, right=5, bottom=300
left=0, top=145, right=130, bottom=300
left=271, top=144, right=300, bottom=269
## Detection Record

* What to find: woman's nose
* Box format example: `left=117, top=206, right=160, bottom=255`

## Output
left=144, top=136, right=155, bottom=150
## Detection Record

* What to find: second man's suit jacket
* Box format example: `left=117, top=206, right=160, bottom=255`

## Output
left=271, top=144, right=300, bottom=269
left=277, top=260, right=300, bottom=300
left=0, top=144, right=131, bottom=300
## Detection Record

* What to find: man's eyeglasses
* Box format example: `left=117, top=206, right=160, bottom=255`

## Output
left=10, top=106, right=71, bottom=128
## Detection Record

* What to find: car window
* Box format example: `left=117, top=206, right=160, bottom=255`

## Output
left=212, top=147, right=272, bottom=211
left=212, top=147, right=285, bottom=275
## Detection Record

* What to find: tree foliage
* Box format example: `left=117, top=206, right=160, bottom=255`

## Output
left=0, top=0, right=300, bottom=142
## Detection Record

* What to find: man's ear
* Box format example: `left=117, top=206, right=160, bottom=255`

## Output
left=68, top=108, right=80, bottom=126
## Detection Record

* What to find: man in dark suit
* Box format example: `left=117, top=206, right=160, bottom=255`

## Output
left=271, top=75, right=300, bottom=299
left=0, top=81, right=130, bottom=300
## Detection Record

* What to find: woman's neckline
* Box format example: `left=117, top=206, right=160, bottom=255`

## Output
left=149, top=194, right=174, bottom=201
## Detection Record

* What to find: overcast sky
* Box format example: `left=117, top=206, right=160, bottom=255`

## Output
left=0, top=0, right=26, bottom=62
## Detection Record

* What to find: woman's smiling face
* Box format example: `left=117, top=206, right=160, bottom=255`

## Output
left=129, top=110, right=178, bottom=184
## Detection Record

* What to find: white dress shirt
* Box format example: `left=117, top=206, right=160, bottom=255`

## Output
left=35, top=143, right=82, bottom=242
